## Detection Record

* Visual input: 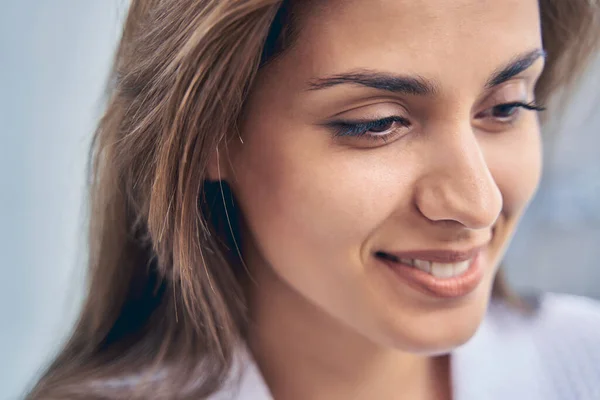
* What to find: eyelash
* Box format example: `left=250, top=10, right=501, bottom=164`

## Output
left=328, top=101, right=546, bottom=141
left=477, top=101, right=546, bottom=120
left=328, top=116, right=411, bottom=140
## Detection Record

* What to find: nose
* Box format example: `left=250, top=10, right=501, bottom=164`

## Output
left=414, top=125, right=502, bottom=230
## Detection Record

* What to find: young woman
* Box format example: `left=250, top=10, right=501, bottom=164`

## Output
left=28, top=0, right=600, bottom=399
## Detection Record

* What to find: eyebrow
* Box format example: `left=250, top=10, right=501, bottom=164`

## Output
left=306, top=48, right=546, bottom=96
left=485, top=48, right=546, bottom=88
left=307, top=71, right=438, bottom=95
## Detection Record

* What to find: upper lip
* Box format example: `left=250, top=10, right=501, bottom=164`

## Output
left=377, top=245, right=486, bottom=263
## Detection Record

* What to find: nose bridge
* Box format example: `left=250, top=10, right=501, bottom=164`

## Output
left=415, top=124, right=503, bottom=229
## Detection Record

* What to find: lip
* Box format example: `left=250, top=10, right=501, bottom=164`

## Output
left=377, top=245, right=486, bottom=263
left=376, top=248, right=486, bottom=299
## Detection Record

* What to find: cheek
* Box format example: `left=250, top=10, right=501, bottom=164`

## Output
left=230, top=128, right=406, bottom=264
left=485, top=121, right=542, bottom=215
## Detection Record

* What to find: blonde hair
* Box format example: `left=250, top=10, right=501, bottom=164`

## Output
left=28, top=1, right=600, bottom=398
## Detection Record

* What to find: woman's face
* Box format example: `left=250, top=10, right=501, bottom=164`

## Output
left=225, top=0, right=544, bottom=352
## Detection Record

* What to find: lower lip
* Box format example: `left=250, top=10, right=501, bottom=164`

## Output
left=378, top=252, right=484, bottom=299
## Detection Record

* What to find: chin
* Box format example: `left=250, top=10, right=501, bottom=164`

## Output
left=375, top=279, right=494, bottom=355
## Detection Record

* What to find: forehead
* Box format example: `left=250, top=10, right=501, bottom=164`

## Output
left=278, top=0, right=542, bottom=89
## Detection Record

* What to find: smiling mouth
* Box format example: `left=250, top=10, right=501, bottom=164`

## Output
left=373, top=246, right=487, bottom=298
left=375, top=252, right=471, bottom=279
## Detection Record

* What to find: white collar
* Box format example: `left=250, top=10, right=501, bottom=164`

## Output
left=207, top=346, right=273, bottom=400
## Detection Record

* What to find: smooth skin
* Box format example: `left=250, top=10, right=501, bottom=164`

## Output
left=213, top=0, right=544, bottom=398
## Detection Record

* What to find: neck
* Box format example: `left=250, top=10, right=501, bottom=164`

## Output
left=246, top=262, right=451, bottom=400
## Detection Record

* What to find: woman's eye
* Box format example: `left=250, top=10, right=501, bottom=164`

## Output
left=477, top=101, right=546, bottom=122
left=328, top=116, right=411, bottom=142
left=369, top=119, right=396, bottom=133
left=491, top=103, right=520, bottom=118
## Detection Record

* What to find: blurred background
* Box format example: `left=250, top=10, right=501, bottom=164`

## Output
left=0, top=1, right=598, bottom=399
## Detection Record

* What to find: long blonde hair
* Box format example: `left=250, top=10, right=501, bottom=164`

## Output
left=28, top=1, right=600, bottom=398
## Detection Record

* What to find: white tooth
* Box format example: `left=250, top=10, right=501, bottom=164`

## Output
left=413, top=259, right=431, bottom=273
left=400, top=258, right=414, bottom=266
left=431, top=262, right=454, bottom=278
left=453, top=260, right=470, bottom=276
